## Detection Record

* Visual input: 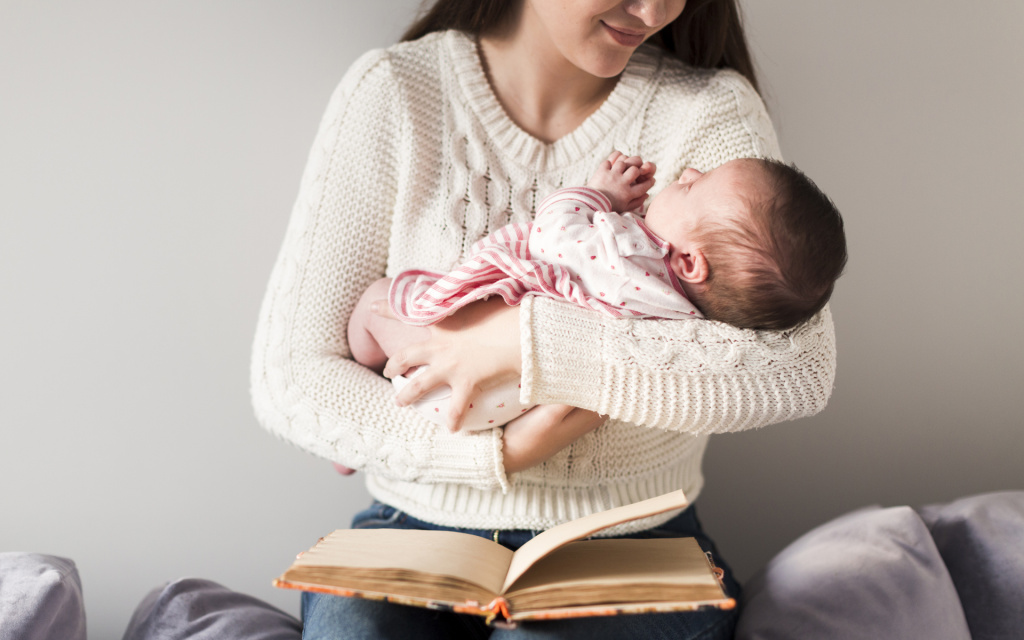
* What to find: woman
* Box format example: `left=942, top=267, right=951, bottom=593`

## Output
left=250, top=0, right=835, bottom=637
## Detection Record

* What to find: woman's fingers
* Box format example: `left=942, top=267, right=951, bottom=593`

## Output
left=383, top=298, right=521, bottom=419
left=383, top=340, right=432, bottom=379
left=389, top=365, right=484, bottom=432
left=391, top=363, right=446, bottom=406
left=444, top=381, right=481, bottom=432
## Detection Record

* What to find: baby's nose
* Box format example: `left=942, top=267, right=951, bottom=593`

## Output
left=680, top=167, right=703, bottom=182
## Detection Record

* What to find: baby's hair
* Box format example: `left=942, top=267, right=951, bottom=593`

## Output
left=693, top=159, right=847, bottom=331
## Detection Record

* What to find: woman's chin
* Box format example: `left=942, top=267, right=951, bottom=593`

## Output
left=580, top=52, right=633, bottom=78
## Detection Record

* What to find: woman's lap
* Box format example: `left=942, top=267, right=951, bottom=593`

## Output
left=300, top=502, right=739, bottom=640
left=301, top=591, right=489, bottom=640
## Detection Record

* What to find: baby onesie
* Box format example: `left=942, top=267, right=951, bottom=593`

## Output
left=390, top=187, right=703, bottom=431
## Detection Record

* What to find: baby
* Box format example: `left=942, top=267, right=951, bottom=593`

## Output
left=348, top=152, right=847, bottom=431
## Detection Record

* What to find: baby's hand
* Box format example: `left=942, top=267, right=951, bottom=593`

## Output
left=587, top=151, right=656, bottom=213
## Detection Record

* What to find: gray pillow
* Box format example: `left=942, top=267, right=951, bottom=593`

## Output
left=0, top=553, right=86, bottom=640
left=122, top=577, right=301, bottom=640
left=735, top=506, right=971, bottom=640
left=919, top=491, right=1024, bottom=640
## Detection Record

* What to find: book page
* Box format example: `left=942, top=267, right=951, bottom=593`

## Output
left=505, top=537, right=724, bottom=610
left=501, top=490, right=688, bottom=593
left=291, top=529, right=513, bottom=597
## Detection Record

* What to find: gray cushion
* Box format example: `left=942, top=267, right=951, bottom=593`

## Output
left=121, top=578, right=301, bottom=640
left=919, top=491, right=1024, bottom=640
left=735, top=506, right=971, bottom=640
left=0, top=553, right=86, bottom=640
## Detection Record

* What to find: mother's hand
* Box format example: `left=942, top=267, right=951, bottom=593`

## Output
left=379, top=297, right=522, bottom=431
left=503, top=405, right=605, bottom=474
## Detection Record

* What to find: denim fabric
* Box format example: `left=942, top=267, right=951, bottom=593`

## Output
left=301, top=502, right=740, bottom=640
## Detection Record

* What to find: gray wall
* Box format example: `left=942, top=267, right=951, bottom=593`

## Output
left=1, top=2, right=1021, bottom=638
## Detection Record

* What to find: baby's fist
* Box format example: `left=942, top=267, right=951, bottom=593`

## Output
left=588, top=151, right=656, bottom=212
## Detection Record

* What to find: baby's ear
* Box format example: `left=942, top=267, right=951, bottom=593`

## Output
left=671, top=249, right=709, bottom=285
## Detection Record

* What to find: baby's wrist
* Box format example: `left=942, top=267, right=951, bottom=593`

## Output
left=585, top=182, right=619, bottom=210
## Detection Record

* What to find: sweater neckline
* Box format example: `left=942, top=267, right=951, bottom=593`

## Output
left=446, top=30, right=660, bottom=171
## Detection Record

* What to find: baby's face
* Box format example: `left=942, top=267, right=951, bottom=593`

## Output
left=644, top=158, right=769, bottom=250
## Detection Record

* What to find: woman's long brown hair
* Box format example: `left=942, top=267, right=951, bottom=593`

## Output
left=401, top=0, right=759, bottom=94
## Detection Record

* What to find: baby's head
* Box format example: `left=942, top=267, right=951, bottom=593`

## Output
left=644, top=158, right=847, bottom=330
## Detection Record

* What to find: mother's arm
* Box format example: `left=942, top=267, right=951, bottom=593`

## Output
left=388, top=295, right=834, bottom=438
left=251, top=49, right=508, bottom=491
left=521, top=296, right=836, bottom=434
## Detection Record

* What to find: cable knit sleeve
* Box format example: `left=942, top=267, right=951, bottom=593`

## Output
left=250, top=49, right=507, bottom=491
left=518, top=68, right=838, bottom=435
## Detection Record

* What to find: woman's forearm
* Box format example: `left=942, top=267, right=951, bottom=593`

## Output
left=520, top=296, right=836, bottom=434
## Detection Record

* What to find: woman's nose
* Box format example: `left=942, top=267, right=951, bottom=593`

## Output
left=623, top=0, right=670, bottom=28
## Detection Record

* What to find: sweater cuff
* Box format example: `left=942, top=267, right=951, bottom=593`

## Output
left=427, top=426, right=509, bottom=493
left=519, top=296, right=604, bottom=411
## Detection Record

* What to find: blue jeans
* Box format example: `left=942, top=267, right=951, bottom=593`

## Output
left=301, top=502, right=741, bottom=640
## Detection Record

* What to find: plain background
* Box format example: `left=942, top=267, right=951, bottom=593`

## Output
left=2, top=1, right=1022, bottom=638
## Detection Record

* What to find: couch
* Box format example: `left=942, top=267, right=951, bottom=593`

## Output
left=3, top=491, right=1021, bottom=639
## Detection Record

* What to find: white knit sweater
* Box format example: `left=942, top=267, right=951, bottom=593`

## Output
left=251, top=31, right=836, bottom=533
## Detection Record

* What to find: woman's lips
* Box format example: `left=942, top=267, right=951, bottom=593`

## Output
left=602, top=22, right=646, bottom=47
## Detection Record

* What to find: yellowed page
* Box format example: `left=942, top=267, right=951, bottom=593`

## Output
left=505, top=537, right=723, bottom=610
left=501, top=490, right=688, bottom=593
left=292, top=529, right=513, bottom=597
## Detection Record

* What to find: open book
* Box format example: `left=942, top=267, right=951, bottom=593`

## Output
left=274, top=491, right=733, bottom=624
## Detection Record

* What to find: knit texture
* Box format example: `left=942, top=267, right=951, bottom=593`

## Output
left=251, top=31, right=836, bottom=532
